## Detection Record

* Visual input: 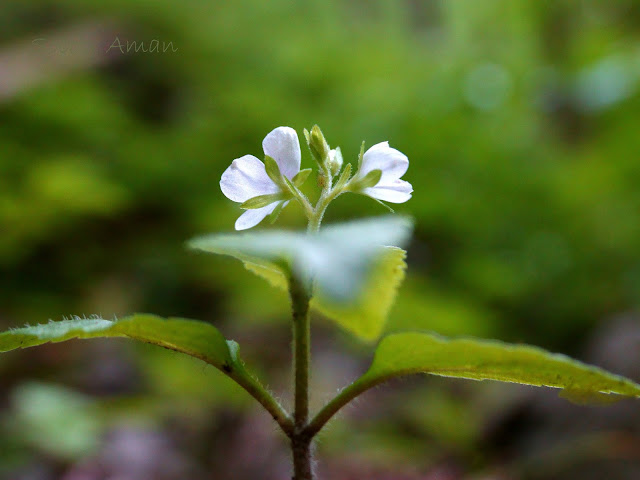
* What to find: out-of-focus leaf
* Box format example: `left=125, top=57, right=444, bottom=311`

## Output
left=243, top=260, right=288, bottom=290
left=188, top=216, right=413, bottom=340
left=9, top=382, right=101, bottom=460
left=312, top=247, right=407, bottom=340
left=246, top=247, right=407, bottom=340
left=355, top=332, right=640, bottom=402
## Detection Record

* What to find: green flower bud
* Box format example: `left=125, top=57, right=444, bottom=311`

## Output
left=307, top=125, right=330, bottom=166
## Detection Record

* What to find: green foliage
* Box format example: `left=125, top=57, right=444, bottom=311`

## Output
left=188, top=216, right=412, bottom=340
left=264, top=155, right=284, bottom=186
left=312, top=247, right=406, bottom=341
left=0, top=314, right=289, bottom=425
left=349, top=168, right=382, bottom=190
left=334, top=163, right=352, bottom=190
left=293, top=168, right=313, bottom=187
left=358, top=332, right=640, bottom=401
left=246, top=247, right=407, bottom=341
left=2, top=1, right=640, bottom=475
left=241, top=193, right=286, bottom=210
left=0, top=314, right=233, bottom=371
left=7, top=383, right=101, bottom=460
left=3, top=0, right=640, bottom=349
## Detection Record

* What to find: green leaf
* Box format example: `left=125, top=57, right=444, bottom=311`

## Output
left=352, top=169, right=382, bottom=189
left=240, top=193, right=284, bottom=210
left=313, top=247, right=407, bottom=340
left=357, top=332, right=640, bottom=402
left=370, top=196, right=395, bottom=213
left=245, top=247, right=406, bottom=340
left=9, top=382, right=101, bottom=460
left=334, top=163, right=352, bottom=191
left=281, top=173, right=299, bottom=197
left=244, top=260, right=289, bottom=290
left=357, top=140, right=365, bottom=169
left=292, top=168, right=312, bottom=187
left=0, top=315, right=292, bottom=429
left=0, top=314, right=234, bottom=372
left=263, top=155, right=282, bottom=185
left=268, top=200, right=287, bottom=224
left=188, top=216, right=413, bottom=340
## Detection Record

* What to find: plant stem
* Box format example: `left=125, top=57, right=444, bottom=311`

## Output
left=226, top=363, right=294, bottom=436
left=291, top=433, right=313, bottom=480
left=308, top=180, right=344, bottom=233
left=305, top=374, right=385, bottom=438
left=288, top=160, right=344, bottom=477
left=289, top=272, right=313, bottom=479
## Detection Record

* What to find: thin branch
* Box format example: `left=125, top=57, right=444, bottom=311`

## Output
left=227, top=362, right=294, bottom=436
left=304, top=374, right=389, bottom=438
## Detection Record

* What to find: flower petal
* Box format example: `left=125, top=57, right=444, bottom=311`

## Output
left=262, top=127, right=301, bottom=180
left=360, top=142, right=409, bottom=184
left=234, top=202, right=280, bottom=230
left=220, top=155, right=279, bottom=203
left=363, top=179, right=413, bottom=203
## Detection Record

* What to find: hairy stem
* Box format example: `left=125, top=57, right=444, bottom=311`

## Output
left=289, top=272, right=314, bottom=479
left=226, top=363, right=294, bottom=436
left=288, top=163, right=345, bottom=477
left=308, top=181, right=345, bottom=233
left=291, top=433, right=313, bottom=480
left=305, top=374, right=387, bottom=438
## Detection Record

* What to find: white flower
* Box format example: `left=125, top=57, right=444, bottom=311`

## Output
left=220, top=126, right=301, bottom=230
left=355, top=141, right=412, bottom=203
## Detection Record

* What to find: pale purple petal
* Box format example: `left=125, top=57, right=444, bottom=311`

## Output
left=360, top=142, right=409, bottom=183
left=234, top=202, right=280, bottom=230
left=262, top=126, right=301, bottom=180
left=363, top=179, right=413, bottom=203
left=220, top=155, right=279, bottom=203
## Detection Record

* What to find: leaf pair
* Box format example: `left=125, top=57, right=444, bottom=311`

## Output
left=0, top=214, right=637, bottom=437
left=1, top=315, right=638, bottom=415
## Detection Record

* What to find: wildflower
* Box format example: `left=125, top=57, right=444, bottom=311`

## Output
left=353, top=142, right=412, bottom=203
left=220, top=127, right=301, bottom=230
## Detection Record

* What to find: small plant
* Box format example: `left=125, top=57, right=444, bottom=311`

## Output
left=2, top=126, right=639, bottom=479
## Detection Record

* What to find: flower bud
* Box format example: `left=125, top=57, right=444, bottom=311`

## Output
left=307, top=125, right=330, bottom=166
left=328, top=147, right=343, bottom=177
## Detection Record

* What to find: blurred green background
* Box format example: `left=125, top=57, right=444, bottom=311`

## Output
left=1, top=1, right=639, bottom=479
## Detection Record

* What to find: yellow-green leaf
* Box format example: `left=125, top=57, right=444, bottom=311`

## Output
left=358, top=332, right=640, bottom=401
left=245, top=247, right=406, bottom=341
left=0, top=314, right=233, bottom=371
left=0, top=315, right=291, bottom=430
left=312, top=247, right=406, bottom=341
left=241, top=193, right=285, bottom=210
left=189, top=217, right=413, bottom=341
left=292, top=168, right=313, bottom=187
